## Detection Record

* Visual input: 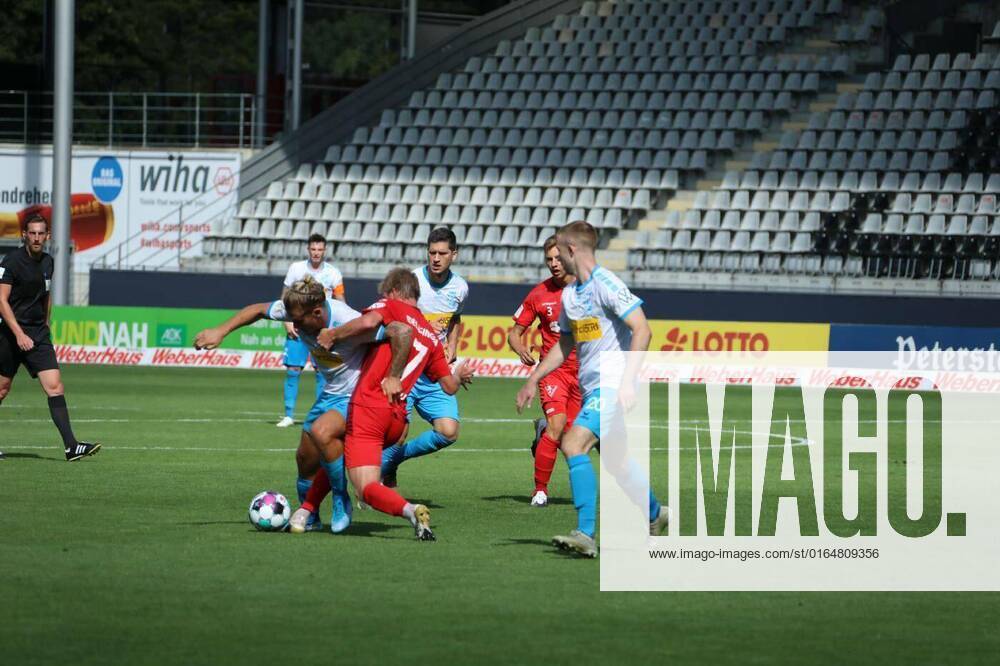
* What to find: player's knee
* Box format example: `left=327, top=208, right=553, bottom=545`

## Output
left=560, top=430, right=589, bottom=457
left=546, top=417, right=567, bottom=441
left=434, top=419, right=459, bottom=442
left=43, top=382, right=64, bottom=397
left=0, top=384, right=9, bottom=401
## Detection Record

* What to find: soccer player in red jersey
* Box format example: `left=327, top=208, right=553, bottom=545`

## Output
left=507, top=236, right=580, bottom=507
left=291, top=268, right=473, bottom=540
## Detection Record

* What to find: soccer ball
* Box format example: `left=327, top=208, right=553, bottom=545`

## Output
left=248, top=490, right=291, bottom=531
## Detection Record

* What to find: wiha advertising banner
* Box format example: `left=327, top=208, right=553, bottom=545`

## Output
left=47, top=307, right=831, bottom=376
left=0, top=148, right=240, bottom=270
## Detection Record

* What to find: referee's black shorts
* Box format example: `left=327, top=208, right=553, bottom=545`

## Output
left=0, top=325, right=60, bottom=379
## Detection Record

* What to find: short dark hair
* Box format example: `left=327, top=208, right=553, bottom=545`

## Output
left=23, top=213, right=49, bottom=232
left=379, top=267, right=420, bottom=301
left=427, top=227, right=457, bottom=251
left=307, top=233, right=326, bottom=246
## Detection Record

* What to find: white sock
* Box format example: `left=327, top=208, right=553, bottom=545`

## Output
left=402, top=502, right=417, bottom=525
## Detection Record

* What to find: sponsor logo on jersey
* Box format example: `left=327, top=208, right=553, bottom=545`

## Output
left=312, top=348, right=344, bottom=369
left=617, top=288, right=636, bottom=306
left=570, top=317, right=602, bottom=342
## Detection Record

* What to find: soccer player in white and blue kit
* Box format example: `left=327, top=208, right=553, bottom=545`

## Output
left=380, top=227, right=468, bottom=485
left=194, top=277, right=405, bottom=533
left=277, top=234, right=345, bottom=428
left=516, top=221, right=669, bottom=557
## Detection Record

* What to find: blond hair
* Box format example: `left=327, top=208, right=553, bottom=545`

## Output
left=557, top=220, right=598, bottom=251
left=283, top=275, right=326, bottom=312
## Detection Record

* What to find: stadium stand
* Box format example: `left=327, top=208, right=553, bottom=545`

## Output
left=628, top=47, right=1000, bottom=288
left=191, top=0, right=999, bottom=294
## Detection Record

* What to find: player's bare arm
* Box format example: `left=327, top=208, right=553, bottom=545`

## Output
left=438, top=358, right=474, bottom=395
left=380, top=321, right=414, bottom=402
left=194, top=303, right=270, bottom=350
left=618, top=306, right=652, bottom=410
left=317, top=309, right=384, bottom=349
left=515, top=333, right=572, bottom=412
left=506, top=323, right=537, bottom=366
left=280, top=287, right=298, bottom=339
left=445, top=314, right=461, bottom=363
left=0, top=283, right=33, bottom=351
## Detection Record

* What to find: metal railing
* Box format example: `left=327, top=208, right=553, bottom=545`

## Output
left=0, top=91, right=258, bottom=149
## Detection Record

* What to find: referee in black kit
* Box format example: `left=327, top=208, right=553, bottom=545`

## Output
left=0, top=214, right=99, bottom=461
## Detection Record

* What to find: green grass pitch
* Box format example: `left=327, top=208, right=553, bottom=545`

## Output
left=1, top=366, right=996, bottom=665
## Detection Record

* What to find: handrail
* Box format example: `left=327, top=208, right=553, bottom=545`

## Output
left=0, top=90, right=258, bottom=149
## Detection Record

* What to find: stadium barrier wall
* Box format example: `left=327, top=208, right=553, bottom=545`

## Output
left=91, top=269, right=1000, bottom=328
left=48, top=303, right=1000, bottom=375
left=48, top=306, right=830, bottom=376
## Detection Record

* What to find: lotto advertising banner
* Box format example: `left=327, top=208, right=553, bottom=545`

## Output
left=0, top=147, right=240, bottom=270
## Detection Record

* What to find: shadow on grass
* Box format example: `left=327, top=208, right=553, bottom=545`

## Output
left=494, top=537, right=592, bottom=559
left=480, top=494, right=573, bottom=506
left=224, top=521, right=403, bottom=538
left=405, top=499, right=444, bottom=509
left=0, top=452, right=60, bottom=462
left=338, top=521, right=398, bottom=538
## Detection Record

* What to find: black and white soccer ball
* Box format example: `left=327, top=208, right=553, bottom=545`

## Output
left=248, top=490, right=291, bottom=531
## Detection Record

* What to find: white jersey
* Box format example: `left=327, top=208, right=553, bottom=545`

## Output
left=284, top=261, right=344, bottom=300
left=413, top=266, right=469, bottom=344
left=558, top=266, right=643, bottom=395
left=266, top=298, right=379, bottom=396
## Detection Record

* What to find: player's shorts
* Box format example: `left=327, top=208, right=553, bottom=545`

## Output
left=539, top=368, right=582, bottom=424
left=344, top=402, right=408, bottom=469
left=303, top=391, right=350, bottom=434
left=0, top=325, right=59, bottom=379
left=575, top=388, right=622, bottom=441
left=406, top=374, right=460, bottom=423
left=283, top=336, right=310, bottom=368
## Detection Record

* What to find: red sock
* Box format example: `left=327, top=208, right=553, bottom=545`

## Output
left=361, top=482, right=407, bottom=517
left=302, top=467, right=331, bottom=513
left=534, top=432, right=560, bottom=492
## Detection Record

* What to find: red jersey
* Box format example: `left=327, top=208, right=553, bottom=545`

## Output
left=352, top=298, right=452, bottom=408
left=512, top=277, right=578, bottom=373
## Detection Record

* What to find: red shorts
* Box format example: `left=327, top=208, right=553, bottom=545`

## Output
left=344, top=402, right=408, bottom=469
left=539, top=368, right=582, bottom=425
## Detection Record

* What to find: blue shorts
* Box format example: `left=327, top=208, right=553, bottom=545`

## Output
left=284, top=337, right=310, bottom=368
left=575, top=389, right=621, bottom=441
left=406, top=374, right=460, bottom=423
left=304, top=392, right=350, bottom=434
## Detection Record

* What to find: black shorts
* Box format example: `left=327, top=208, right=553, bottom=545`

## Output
left=0, top=325, right=59, bottom=379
